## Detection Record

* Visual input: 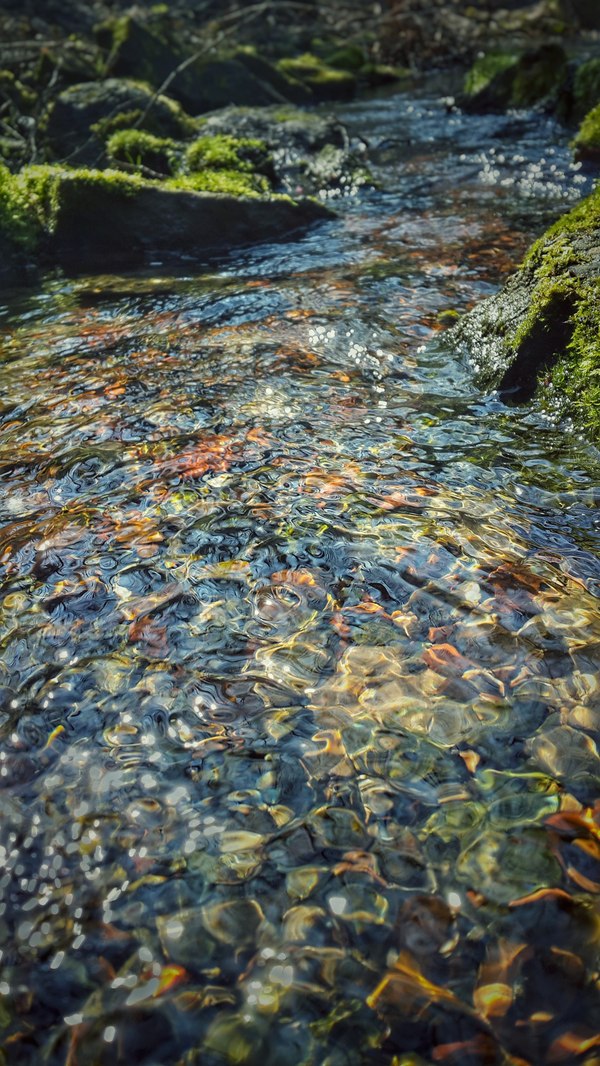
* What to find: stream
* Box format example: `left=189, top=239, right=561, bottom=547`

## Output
left=0, top=90, right=599, bottom=1066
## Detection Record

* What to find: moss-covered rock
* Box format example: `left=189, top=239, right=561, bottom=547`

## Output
left=96, top=14, right=177, bottom=87
left=106, top=129, right=178, bottom=174
left=276, top=53, right=356, bottom=101
left=0, top=163, right=333, bottom=271
left=324, top=44, right=367, bottom=73
left=185, top=135, right=273, bottom=178
left=190, top=106, right=366, bottom=198
left=461, top=44, right=568, bottom=112
left=232, top=48, right=313, bottom=105
left=572, top=58, right=600, bottom=123
left=195, top=105, right=346, bottom=154
left=453, top=186, right=600, bottom=439
left=46, top=79, right=196, bottom=163
left=175, top=169, right=270, bottom=197
left=97, top=15, right=305, bottom=113
left=572, top=103, right=600, bottom=163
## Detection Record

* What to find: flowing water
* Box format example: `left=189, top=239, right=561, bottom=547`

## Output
left=0, top=91, right=599, bottom=1066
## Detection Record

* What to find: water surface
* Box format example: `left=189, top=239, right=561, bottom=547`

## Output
left=0, top=92, right=599, bottom=1066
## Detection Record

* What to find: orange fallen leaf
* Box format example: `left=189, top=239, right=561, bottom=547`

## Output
left=271, top=568, right=316, bottom=587
left=459, top=750, right=481, bottom=774
left=423, top=643, right=472, bottom=676
left=508, top=887, right=573, bottom=908
left=547, top=1030, right=600, bottom=1063
left=154, top=965, right=189, bottom=997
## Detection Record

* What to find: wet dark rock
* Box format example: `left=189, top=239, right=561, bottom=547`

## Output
left=196, top=105, right=346, bottom=153
left=97, top=15, right=307, bottom=113
left=460, top=44, right=568, bottom=113
left=568, top=0, right=600, bottom=29
left=189, top=105, right=371, bottom=195
left=453, top=185, right=600, bottom=438
left=233, top=49, right=313, bottom=105
left=276, top=52, right=356, bottom=102
left=45, top=78, right=196, bottom=164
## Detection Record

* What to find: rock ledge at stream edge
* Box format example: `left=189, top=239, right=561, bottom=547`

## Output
left=0, top=165, right=333, bottom=277
left=453, top=184, right=600, bottom=441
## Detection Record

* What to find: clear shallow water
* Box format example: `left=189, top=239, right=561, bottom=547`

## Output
left=0, top=92, right=599, bottom=1066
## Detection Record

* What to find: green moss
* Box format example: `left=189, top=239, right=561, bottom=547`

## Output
left=526, top=183, right=600, bottom=256
left=0, top=164, right=60, bottom=250
left=90, top=108, right=145, bottom=141
left=171, top=169, right=269, bottom=198
left=514, top=185, right=600, bottom=436
left=0, top=164, right=145, bottom=251
left=185, top=135, right=271, bottom=176
left=511, top=45, right=566, bottom=108
left=464, top=53, right=517, bottom=97
left=107, top=129, right=178, bottom=173
left=549, top=282, right=600, bottom=436
left=324, top=45, right=366, bottom=72
left=277, top=53, right=355, bottom=95
left=271, top=107, right=320, bottom=125
left=573, top=58, right=600, bottom=121
left=572, top=102, right=600, bottom=162
left=359, top=62, right=409, bottom=85
left=0, top=70, right=36, bottom=113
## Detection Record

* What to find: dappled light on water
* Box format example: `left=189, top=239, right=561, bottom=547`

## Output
left=0, top=92, right=599, bottom=1065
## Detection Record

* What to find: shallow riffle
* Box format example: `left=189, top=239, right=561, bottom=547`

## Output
left=0, top=91, right=599, bottom=1066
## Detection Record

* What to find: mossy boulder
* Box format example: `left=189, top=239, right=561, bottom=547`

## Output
left=324, top=44, right=367, bottom=73
left=97, top=15, right=305, bottom=113
left=176, top=169, right=270, bottom=197
left=453, top=186, right=600, bottom=439
left=572, top=58, right=600, bottom=124
left=195, top=105, right=346, bottom=154
left=0, top=164, right=333, bottom=271
left=461, top=44, right=568, bottom=112
left=191, top=106, right=364, bottom=197
left=276, top=53, right=356, bottom=101
left=185, top=134, right=273, bottom=178
left=572, top=103, right=600, bottom=163
left=96, top=15, right=178, bottom=87
left=106, top=130, right=179, bottom=175
left=232, top=48, right=312, bottom=105
left=45, top=79, right=196, bottom=164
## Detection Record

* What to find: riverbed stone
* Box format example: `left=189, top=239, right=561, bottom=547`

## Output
left=453, top=184, right=600, bottom=439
